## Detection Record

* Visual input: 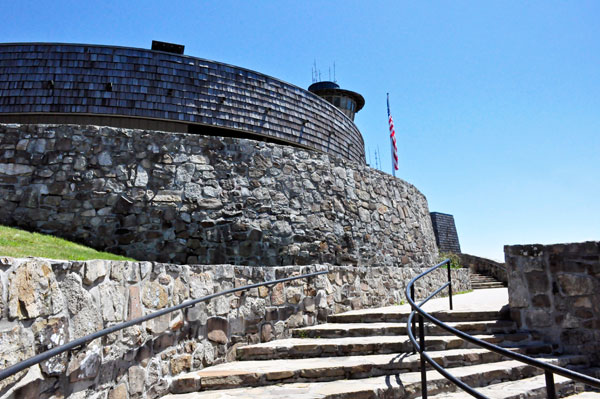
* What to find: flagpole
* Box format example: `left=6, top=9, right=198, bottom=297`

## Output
left=388, top=93, right=395, bottom=177
left=387, top=93, right=398, bottom=177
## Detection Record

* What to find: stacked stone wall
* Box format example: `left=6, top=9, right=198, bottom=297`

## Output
left=0, top=124, right=438, bottom=268
left=505, top=241, right=600, bottom=364
left=459, top=253, right=507, bottom=284
left=0, top=257, right=470, bottom=398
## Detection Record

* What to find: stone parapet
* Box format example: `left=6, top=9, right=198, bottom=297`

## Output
left=0, top=257, right=470, bottom=398
left=0, top=124, right=437, bottom=267
left=505, top=241, right=600, bottom=364
left=459, top=253, right=507, bottom=283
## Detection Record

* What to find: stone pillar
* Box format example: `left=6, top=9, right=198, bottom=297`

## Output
left=505, top=241, right=600, bottom=363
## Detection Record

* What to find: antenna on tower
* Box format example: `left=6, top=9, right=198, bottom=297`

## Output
left=374, top=148, right=378, bottom=170
left=333, top=62, right=336, bottom=83
left=328, top=66, right=331, bottom=81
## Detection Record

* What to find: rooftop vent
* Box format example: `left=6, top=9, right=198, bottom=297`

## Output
left=151, top=40, right=184, bottom=55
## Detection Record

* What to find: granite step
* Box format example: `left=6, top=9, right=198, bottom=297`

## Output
left=292, top=319, right=519, bottom=338
left=328, top=308, right=509, bottom=324
left=470, top=272, right=495, bottom=278
left=472, top=281, right=505, bottom=286
left=427, top=373, right=583, bottom=399
left=171, top=347, right=528, bottom=393
left=470, top=273, right=506, bottom=290
left=473, top=284, right=506, bottom=290
left=236, top=333, right=550, bottom=360
left=164, top=355, right=588, bottom=398
left=565, top=392, right=600, bottom=398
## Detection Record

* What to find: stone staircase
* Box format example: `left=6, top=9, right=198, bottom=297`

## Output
left=470, top=271, right=506, bottom=289
left=163, top=304, right=599, bottom=398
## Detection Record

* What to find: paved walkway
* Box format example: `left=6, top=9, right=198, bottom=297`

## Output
left=338, top=287, right=509, bottom=316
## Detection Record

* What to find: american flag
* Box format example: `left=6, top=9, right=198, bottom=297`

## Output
left=387, top=94, right=399, bottom=176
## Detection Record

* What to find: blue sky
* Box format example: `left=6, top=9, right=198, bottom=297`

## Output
left=2, top=1, right=598, bottom=261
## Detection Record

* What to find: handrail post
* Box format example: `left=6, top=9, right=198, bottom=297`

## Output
left=447, top=261, right=453, bottom=311
left=418, top=313, right=428, bottom=398
left=404, top=260, right=600, bottom=397
left=410, top=285, right=417, bottom=351
left=545, top=371, right=557, bottom=399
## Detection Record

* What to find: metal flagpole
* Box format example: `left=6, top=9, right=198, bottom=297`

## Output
left=387, top=93, right=398, bottom=177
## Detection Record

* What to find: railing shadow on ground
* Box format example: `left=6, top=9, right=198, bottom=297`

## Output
left=406, top=259, right=600, bottom=399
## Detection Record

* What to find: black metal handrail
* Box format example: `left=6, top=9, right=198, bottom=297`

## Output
left=406, top=259, right=600, bottom=399
left=0, top=269, right=328, bottom=382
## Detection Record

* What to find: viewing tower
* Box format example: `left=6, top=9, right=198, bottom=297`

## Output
left=308, top=81, right=365, bottom=121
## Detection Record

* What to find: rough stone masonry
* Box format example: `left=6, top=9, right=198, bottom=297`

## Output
left=0, top=123, right=438, bottom=267
left=0, top=257, right=470, bottom=398
left=505, top=241, right=600, bottom=364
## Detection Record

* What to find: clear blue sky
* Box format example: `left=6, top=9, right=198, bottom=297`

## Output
left=2, top=1, right=599, bottom=261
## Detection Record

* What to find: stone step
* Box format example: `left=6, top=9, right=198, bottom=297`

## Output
left=564, top=393, right=600, bottom=398
left=164, top=355, right=588, bottom=399
left=236, top=333, right=550, bottom=360
left=328, top=308, right=509, bottom=324
left=472, top=283, right=506, bottom=290
left=472, top=284, right=505, bottom=288
left=426, top=373, right=582, bottom=399
left=171, top=347, right=527, bottom=393
left=292, top=319, right=519, bottom=338
left=471, top=276, right=499, bottom=281
left=472, top=283, right=505, bottom=286
left=471, top=279, right=504, bottom=284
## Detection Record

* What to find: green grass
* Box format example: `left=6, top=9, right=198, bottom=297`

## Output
left=0, top=225, right=134, bottom=261
left=438, top=252, right=463, bottom=269
left=454, top=290, right=474, bottom=295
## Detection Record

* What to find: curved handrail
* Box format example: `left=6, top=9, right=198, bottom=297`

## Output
left=406, top=260, right=600, bottom=398
left=0, top=269, right=328, bottom=382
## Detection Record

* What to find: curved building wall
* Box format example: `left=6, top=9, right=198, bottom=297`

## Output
left=0, top=43, right=365, bottom=163
left=0, top=124, right=438, bottom=268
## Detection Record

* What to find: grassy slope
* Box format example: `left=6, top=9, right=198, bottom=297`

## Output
left=0, top=225, right=134, bottom=261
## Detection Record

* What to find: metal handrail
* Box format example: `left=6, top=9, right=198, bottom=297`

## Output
left=0, top=269, right=328, bottom=382
left=406, top=259, right=600, bottom=399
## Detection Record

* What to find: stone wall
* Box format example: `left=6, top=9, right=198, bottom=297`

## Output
left=505, top=241, right=600, bottom=364
left=0, top=257, right=470, bottom=398
left=459, top=253, right=507, bottom=284
left=0, top=124, right=438, bottom=268
left=430, top=212, right=461, bottom=254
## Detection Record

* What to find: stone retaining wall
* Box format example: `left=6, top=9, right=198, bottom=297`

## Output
left=505, top=241, right=600, bottom=364
left=0, top=123, right=438, bottom=268
left=459, top=253, right=507, bottom=284
left=0, top=257, right=470, bottom=398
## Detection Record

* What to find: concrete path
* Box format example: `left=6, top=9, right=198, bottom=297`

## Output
left=337, top=287, right=509, bottom=317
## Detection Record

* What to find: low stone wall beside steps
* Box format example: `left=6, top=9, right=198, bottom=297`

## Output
left=0, top=257, right=470, bottom=398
